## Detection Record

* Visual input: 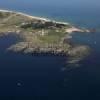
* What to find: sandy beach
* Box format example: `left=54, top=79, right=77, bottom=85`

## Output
left=0, top=9, right=69, bottom=25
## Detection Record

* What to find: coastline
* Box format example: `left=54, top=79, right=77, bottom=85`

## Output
left=0, top=9, right=91, bottom=34
left=0, top=9, right=91, bottom=63
left=0, top=9, right=69, bottom=25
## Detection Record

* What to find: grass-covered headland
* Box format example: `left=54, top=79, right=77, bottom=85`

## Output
left=0, top=10, right=91, bottom=64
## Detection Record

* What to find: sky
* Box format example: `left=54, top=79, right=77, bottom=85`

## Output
left=0, top=0, right=100, bottom=7
left=0, top=0, right=100, bottom=16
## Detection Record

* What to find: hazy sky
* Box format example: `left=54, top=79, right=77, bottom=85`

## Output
left=0, top=0, right=100, bottom=7
left=0, top=0, right=100, bottom=14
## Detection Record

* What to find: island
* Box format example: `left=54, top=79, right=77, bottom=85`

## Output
left=0, top=10, right=91, bottom=64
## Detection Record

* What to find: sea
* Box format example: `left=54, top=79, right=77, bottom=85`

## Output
left=0, top=0, right=100, bottom=100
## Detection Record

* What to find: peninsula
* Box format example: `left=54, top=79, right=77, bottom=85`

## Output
left=0, top=10, right=90, bottom=63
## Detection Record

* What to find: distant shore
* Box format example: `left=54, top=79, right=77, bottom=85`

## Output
left=0, top=9, right=69, bottom=25
left=0, top=9, right=91, bottom=34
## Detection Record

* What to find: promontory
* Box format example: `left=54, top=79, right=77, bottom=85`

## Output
left=0, top=10, right=91, bottom=63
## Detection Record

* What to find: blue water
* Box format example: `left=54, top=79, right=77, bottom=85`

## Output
left=0, top=0, right=100, bottom=99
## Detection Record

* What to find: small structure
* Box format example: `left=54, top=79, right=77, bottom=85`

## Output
left=41, top=29, right=45, bottom=36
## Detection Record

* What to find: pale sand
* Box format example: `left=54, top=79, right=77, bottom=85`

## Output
left=65, top=27, right=90, bottom=33
left=65, top=27, right=84, bottom=33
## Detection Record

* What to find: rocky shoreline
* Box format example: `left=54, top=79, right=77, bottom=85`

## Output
left=7, top=37, right=90, bottom=62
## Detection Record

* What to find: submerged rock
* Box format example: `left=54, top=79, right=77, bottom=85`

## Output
left=67, top=45, right=90, bottom=64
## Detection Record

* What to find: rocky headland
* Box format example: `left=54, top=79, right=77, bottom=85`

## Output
left=0, top=10, right=91, bottom=63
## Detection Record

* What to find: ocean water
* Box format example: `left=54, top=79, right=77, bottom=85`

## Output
left=0, top=0, right=100, bottom=99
